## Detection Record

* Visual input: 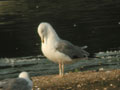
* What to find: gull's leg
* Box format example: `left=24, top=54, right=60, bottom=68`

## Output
left=62, top=63, right=64, bottom=77
left=59, top=63, right=62, bottom=76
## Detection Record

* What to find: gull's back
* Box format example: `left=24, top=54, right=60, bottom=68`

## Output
left=1, top=78, right=31, bottom=90
left=56, top=39, right=89, bottom=60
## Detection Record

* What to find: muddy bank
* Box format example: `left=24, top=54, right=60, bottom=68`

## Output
left=32, top=69, right=120, bottom=90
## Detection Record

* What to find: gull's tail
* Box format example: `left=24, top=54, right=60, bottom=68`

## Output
left=81, top=45, right=89, bottom=57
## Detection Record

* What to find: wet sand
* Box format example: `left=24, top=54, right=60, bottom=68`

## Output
left=32, top=69, right=120, bottom=90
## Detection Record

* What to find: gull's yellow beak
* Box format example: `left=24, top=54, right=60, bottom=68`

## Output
left=42, top=38, right=44, bottom=43
left=41, top=36, right=44, bottom=43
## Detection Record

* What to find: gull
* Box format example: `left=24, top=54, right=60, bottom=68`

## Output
left=0, top=72, right=33, bottom=90
left=37, top=22, right=89, bottom=76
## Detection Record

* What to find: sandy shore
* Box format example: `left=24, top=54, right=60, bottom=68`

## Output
left=32, top=69, right=120, bottom=90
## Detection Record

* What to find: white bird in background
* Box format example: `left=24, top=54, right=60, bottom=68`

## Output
left=0, top=72, right=33, bottom=90
left=37, top=22, right=89, bottom=77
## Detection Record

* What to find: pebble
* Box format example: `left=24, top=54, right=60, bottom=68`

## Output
left=66, top=87, right=72, bottom=90
left=99, top=68, right=104, bottom=71
left=110, top=84, right=113, bottom=86
left=104, top=88, right=107, bottom=90
left=77, top=84, right=81, bottom=88
left=105, top=71, right=111, bottom=74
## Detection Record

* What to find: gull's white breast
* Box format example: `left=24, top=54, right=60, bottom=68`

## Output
left=41, top=40, right=72, bottom=64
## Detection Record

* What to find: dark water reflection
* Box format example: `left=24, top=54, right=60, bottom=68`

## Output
left=0, top=0, right=120, bottom=57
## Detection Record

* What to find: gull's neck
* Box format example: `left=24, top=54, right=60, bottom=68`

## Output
left=45, top=26, right=60, bottom=43
left=49, top=30, right=60, bottom=40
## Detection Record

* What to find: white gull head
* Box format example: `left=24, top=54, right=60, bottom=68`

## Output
left=37, top=22, right=60, bottom=44
left=19, top=72, right=33, bottom=89
left=19, top=72, right=30, bottom=79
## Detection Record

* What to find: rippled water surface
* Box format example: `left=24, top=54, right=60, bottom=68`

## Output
left=0, top=0, right=120, bottom=57
left=0, top=51, right=120, bottom=80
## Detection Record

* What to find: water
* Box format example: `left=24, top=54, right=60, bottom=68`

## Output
left=0, top=0, right=120, bottom=57
left=0, top=51, right=120, bottom=80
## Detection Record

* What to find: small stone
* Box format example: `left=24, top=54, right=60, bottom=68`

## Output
left=104, top=87, right=107, bottom=90
left=77, top=84, right=81, bottom=88
left=99, top=68, right=104, bottom=71
left=102, top=77, right=106, bottom=80
left=66, top=87, right=72, bottom=90
left=110, top=84, right=113, bottom=86
left=105, top=71, right=111, bottom=74
left=36, top=88, right=40, bottom=90
left=34, top=86, right=38, bottom=88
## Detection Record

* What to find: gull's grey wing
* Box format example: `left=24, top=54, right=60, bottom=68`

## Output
left=2, top=78, right=31, bottom=90
left=56, top=40, right=89, bottom=59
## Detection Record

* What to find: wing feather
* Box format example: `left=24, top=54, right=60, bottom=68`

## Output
left=56, top=40, right=89, bottom=59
